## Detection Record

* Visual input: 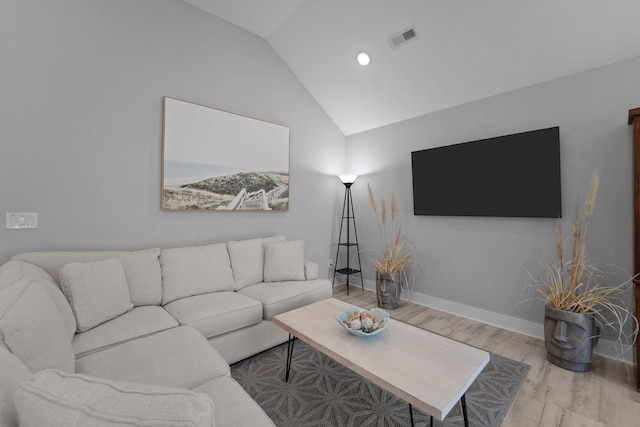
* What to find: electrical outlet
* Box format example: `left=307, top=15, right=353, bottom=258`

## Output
left=6, top=213, right=38, bottom=229
left=329, top=258, right=334, bottom=268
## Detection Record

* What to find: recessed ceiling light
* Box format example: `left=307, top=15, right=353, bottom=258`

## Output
left=356, top=52, right=371, bottom=66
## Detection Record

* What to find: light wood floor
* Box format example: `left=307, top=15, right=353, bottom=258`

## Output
left=332, top=285, right=640, bottom=427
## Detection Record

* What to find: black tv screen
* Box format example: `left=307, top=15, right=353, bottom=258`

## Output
left=411, top=127, right=561, bottom=218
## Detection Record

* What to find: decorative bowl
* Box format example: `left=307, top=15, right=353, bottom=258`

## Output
left=334, top=306, right=390, bottom=336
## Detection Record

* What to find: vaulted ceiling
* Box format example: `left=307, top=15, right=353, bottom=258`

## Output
left=183, top=0, right=640, bottom=135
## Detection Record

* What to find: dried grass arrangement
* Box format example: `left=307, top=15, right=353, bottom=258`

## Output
left=531, top=171, right=638, bottom=343
left=367, top=184, right=415, bottom=275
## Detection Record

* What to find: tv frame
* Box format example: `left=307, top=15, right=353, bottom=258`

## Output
left=411, top=126, right=562, bottom=219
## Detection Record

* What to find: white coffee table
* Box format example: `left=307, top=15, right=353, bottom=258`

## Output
left=273, top=298, right=490, bottom=426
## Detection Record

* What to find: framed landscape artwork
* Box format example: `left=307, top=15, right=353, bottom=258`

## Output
left=162, top=97, right=290, bottom=211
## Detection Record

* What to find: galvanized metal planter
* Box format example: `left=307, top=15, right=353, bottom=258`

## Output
left=376, top=272, right=401, bottom=309
left=544, top=304, right=599, bottom=372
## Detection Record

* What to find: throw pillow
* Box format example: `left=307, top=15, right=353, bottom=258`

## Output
left=59, top=258, right=133, bottom=332
left=0, top=279, right=74, bottom=373
left=0, top=347, right=31, bottom=427
left=264, top=240, right=306, bottom=282
left=14, top=369, right=215, bottom=427
left=116, top=248, right=163, bottom=306
left=227, top=238, right=265, bottom=289
left=12, top=249, right=164, bottom=307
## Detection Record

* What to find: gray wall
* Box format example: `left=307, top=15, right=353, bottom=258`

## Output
left=3, top=0, right=639, bottom=350
left=0, top=0, right=346, bottom=270
left=346, top=56, right=640, bottom=336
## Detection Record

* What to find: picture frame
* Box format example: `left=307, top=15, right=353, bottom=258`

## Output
left=161, top=97, right=290, bottom=211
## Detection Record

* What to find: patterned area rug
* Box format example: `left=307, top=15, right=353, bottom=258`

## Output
left=231, top=340, right=529, bottom=427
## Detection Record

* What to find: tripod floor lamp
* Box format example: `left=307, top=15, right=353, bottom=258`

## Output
left=333, top=174, right=364, bottom=295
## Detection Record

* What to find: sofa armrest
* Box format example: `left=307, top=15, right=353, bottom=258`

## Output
left=304, top=260, right=319, bottom=280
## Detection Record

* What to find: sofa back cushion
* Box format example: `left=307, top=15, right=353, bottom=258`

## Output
left=161, top=243, right=235, bottom=305
left=0, top=346, right=31, bottom=427
left=59, top=258, right=133, bottom=332
left=1, top=260, right=76, bottom=340
left=0, top=279, right=75, bottom=373
left=12, top=249, right=163, bottom=306
left=0, top=261, right=21, bottom=290
left=14, top=369, right=215, bottom=427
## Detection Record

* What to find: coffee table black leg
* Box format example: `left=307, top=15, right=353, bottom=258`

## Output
left=408, top=404, right=435, bottom=427
left=461, top=394, right=469, bottom=427
left=285, top=333, right=295, bottom=382
left=408, top=404, right=414, bottom=427
left=409, top=397, right=463, bottom=427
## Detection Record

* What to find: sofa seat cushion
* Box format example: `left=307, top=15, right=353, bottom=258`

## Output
left=13, top=249, right=163, bottom=306
left=238, top=279, right=333, bottom=320
left=0, top=279, right=74, bottom=373
left=194, top=376, right=275, bottom=427
left=164, top=292, right=263, bottom=339
left=72, top=306, right=179, bottom=358
left=14, top=369, right=215, bottom=427
left=76, top=326, right=229, bottom=389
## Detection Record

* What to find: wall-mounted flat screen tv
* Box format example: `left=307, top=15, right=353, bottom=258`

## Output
left=411, top=126, right=561, bottom=218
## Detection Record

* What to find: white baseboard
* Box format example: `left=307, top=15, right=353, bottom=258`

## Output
left=359, top=279, right=633, bottom=364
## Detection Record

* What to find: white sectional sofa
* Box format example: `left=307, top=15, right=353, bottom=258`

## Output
left=0, top=236, right=332, bottom=426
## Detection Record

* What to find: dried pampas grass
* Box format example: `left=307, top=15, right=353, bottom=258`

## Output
left=531, top=170, right=637, bottom=348
left=368, top=184, right=415, bottom=275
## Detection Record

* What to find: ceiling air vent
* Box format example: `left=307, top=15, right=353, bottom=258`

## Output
left=389, top=26, right=418, bottom=49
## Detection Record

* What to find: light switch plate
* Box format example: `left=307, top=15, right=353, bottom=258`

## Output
left=6, top=213, right=38, bottom=229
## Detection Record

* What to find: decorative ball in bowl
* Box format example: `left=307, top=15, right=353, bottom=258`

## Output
left=335, top=307, right=390, bottom=336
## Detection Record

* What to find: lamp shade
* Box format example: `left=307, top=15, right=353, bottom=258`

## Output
left=338, top=173, right=358, bottom=184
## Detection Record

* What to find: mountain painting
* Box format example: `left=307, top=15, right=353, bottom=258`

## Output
left=162, top=97, right=290, bottom=211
